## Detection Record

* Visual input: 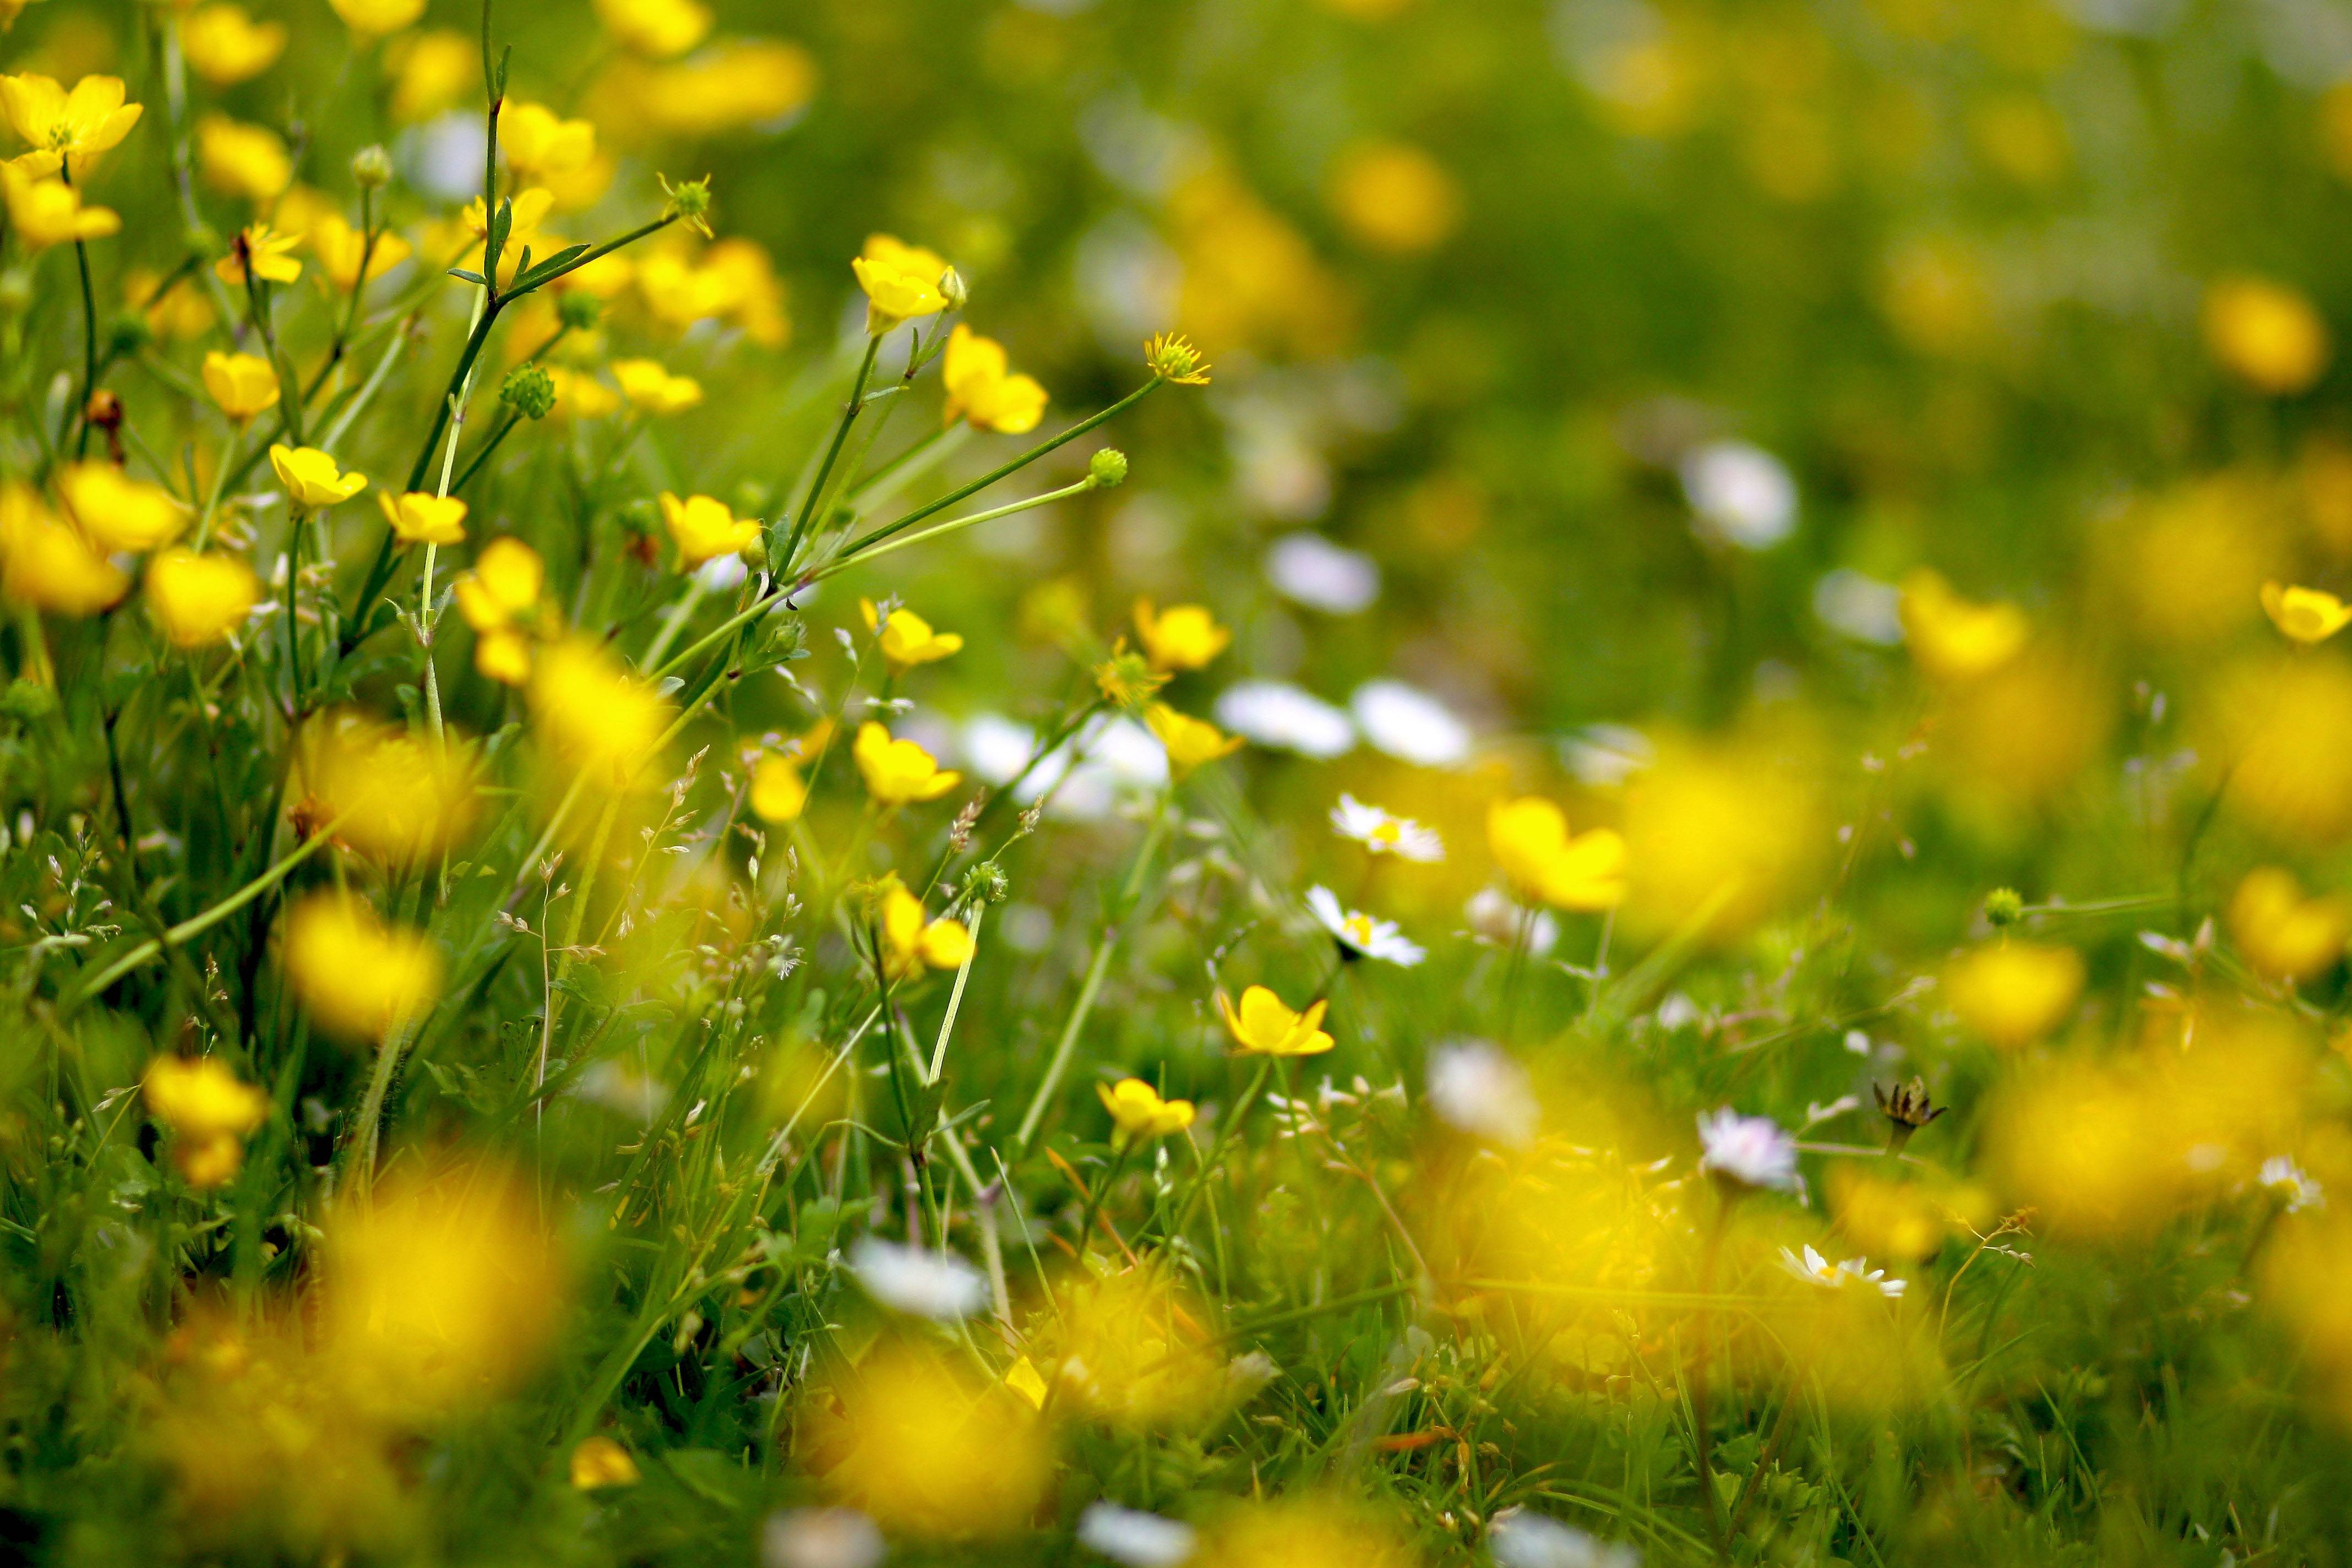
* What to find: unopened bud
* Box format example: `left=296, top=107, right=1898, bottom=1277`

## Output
left=555, top=288, right=602, bottom=331
left=351, top=144, right=393, bottom=189
left=499, top=363, right=556, bottom=421
left=938, top=266, right=968, bottom=313
left=106, top=311, right=151, bottom=357
left=1089, top=448, right=1129, bottom=489
left=1984, top=887, right=2024, bottom=929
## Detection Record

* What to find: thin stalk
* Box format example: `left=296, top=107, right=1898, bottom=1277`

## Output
left=777, top=335, right=883, bottom=573
left=808, top=477, right=1098, bottom=582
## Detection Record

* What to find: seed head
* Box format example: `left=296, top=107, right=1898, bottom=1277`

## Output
left=500, top=363, right=557, bottom=421
left=1984, top=887, right=2024, bottom=928
left=1089, top=448, right=1129, bottom=489
left=1143, top=331, right=1211, bottom=385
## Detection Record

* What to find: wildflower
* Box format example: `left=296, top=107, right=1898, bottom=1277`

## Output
left=2261, top=1156, right=2324, bottom=1213
left=658, top=492, right=756, bottom=569
left=1466, top=885, right=1559, bottom=954
left=2204, top=275, right=2331, bottom=395
left=300, top=715, right=476, bottom=862
left=1143, top=331, right=1212, bottom=384
left=327, top=0, right=428, bottom=37
left=499, top=102, right=595, bottom=183
left=1488, top=797, right=1626, bottom=911
left=1093, top=643, right=1169, bottom=710
left=268, top=445, right=367, bottom=509
left=0, top=483, right=126, bottom=614
left=1331, top=794, right=1442, bottom=861
left=762, top=1509, right=887, bottom=1568
left=196, top=115, right=291, bottom=203
left=1425, top=1039, right=1538, bottom=1146
left=141, top=1055, right=269, bottom=1190
left=1697, top=1107, right=1799, bottom=1191
left=1306, top=885, right=1425, bottom=966
left=385, top=29, right=473, bottom=121
left=749, top=755, right=807, bottom=823
left=1144, top=702, right=1244, bottom=777
left=611, top=357, right=704, bottom=414
left=1330, top=139, right=1462, bottom=254
left=145, top=549, right=258, bottom=649
left=1778, top=1244, right=1905, bottom=1298
left=2262, top=581, right=2352, bottom=645
left=1351, top=678, right=1471, bottom=766
left=282, top=891, right=443, bottom=1041
left=500, top=364, right=558, bottom=422
left=309, top=212, right=412, bottom=292
left=1681, top=440, right=1797, bottom=549
left=1488, top=1510, right=1641, bottom=1568
left=2229, top=866, right=2349, bottom=982
left=456, top=538, right=545, bottom=683
left=657, top=171, right=715, bottom=237
left=215, top=223, right=302, bottom=285
left=529, top=638, right=672, bottom=782
left=861, top=598, right=964, bottom=671
left=1872, top=1076, right=1948, bottom=1152
left=849, top=1237, right=986, bottom=1319
left=1897, top=569, right=2028, bottom=680
left=1077, top=1503, right=1199, bottom=1568
left=1945, top=941, right=2084, bottom=1049
left=377, top=491, right=467, bottom=547
left=1267, top=531, right=1379, bottom=613
left=612, top=42, right=818, bottom=138
left=1830, top=1171, right=1948, bottom=1261
left=1098, top=1078, right=1196, bottom=1146
left=1214, top=680, right=1356, bottom=758
left=876, top=875, right=973, bottom=979
left=0, top=164, right=116, bottom=248
left=0, top=73, right=142, bottom=179
left=1133, top=598, right=1230, bottom=671
left=851, top=233, right=952, bottom=334
left=545, top=366, right=620, bottom=421
left=853, top=721, right=961, bottom=805
left=820, top=1346, right=1050, bottom=1537
left=179, top=6, right=287, bottom=85
left=940, top=324, right=1048, bottom=434
left=595, top=0, right=712, bottom=57
left=56, top=462, right=187, bottom=553
left=1217, top=984, right=1335, bottom=1057
left=201, top=350, right=279, bottom=423
left=130, top=267, right=214, bottom=340
left=569, top=1437, right=640, bottom=1490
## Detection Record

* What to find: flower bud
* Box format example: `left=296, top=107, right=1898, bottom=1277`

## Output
left=1088, top=448, right=1129, bottom=489
left=107, top=310, right=151, bottom=358
left=351, top=144, right=394, bottom=189
left=1984, top=886, right=2024, bottom=928
left=938, top=266, right=968, bottom=313
left=658, top=173, right=714, bottom=236
left=499, top=363, right=557, bottom=421
left=555, top=289, right=603, bottom=331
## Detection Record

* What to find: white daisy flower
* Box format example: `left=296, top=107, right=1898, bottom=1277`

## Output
left=1812, top=568, right=1904, bottom=646
left=1466, top=885, right=1558, bottom=956
left=1778, top=1243, right=1905, bottom=1298
left=1489, top=1507, right=1642, bottom=1568
left=761, top=1508, right=885, bottom=1568
left=1330, top=794, right=1443, bottom=861
left=1214, top=680, right=1355, bottom=758
left=848, top=1237, right=987, bottom=1320
left=2261, top=1156, right=2324, bottom=1212
left=1426, top=1040, right=1538, bottom=1146
left=1076, top=1502, right=1198, bottom=1567
left=1266, top=531, right=1381, bottom=613
left=1307, top=885, right=1425, bottom=966
left=1696, top=1107, right=1799, bottom=1191
left=1351, top=679, right=1473, bottom=767
left=1679, top=439, right=1796, bottom=551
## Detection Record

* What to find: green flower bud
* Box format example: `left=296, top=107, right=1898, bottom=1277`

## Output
left=351, top=144, right=394, bottom=189
left=499, top=363, right=557, bottom=421
left=556, top=289, right=602, bottom=331
left=1984, top=887, right=2025, bottom=929
left=1089, top=448, right=1129, bottom=489
left=938, top=266, right=969, bottom=313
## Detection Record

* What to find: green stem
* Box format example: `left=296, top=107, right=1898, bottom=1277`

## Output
left=809, top=477, right=1098, bottom=582
left=778, top=335, right=883, bottom=573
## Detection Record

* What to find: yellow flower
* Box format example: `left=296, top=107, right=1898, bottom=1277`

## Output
left=861, top=598, right=964, bottom=671
left=876, top=875, right=973, bottom=981
left=529, top=637, right=672, bottom=782
left=270, top=183, right=341, bottom=240
left=179, top=6, right=287, bottom=86
left=269, top=445, right=367, bottom=509
left=545, top=367, right=621, bottom=421
left=0, top=483, right=126, bottom=614
left=1897, top=569, right=2027, bottom=682
left=385, top=30, right=475, bottom=122
left=1145, top=702, right=1244, bottom=777
left=0, top=73, right=142, bottom=179
left=196, top=114, right=291, bottom=203
left=853, top=721, right=961, bottom=806
left=300, top=710, right=478, bottom=862
left=851, top=233, right=950, bottom=334
left=611, top=357, right=704, bottom=415
left=282, top=891, right=443, bottom=1041
left=1142, top=331, right=1212, bottom=385
left=1487, top=796, right=1627, bottom=911
left=309, top=212, right=413, bottom=292
left=328, top=0, right=427, bottom=37
left=215, top=223, right=302, bottom=285
left=1095, top=643, right=1169, bottom=710
left=603, top=41, right=818, bottom=138
left=594, top=0, right=712, bottom=57
left=499, top=101, right=596, bottom=183
left=1945, top=941, right=2084, bottom=1049
left=56, top=462, right=188, bottom=553
left=940, top=324, right=1048, bottom=434
left=455, top=539, right=545, bottom=684
left=749, top=755, right=807, bottom=822
left=2262, top=581, right=2352, bottom=646
left=2204, top=275, right=2331, bottom=395
left=823, top=1346, right=1052, bottom=1539
left=141, top=1055, right=270, bottom=1190
left=1216, top=984, right=1335, bottom=1057
left=569, top=1437, right=640, bottom=1490
left=1329, top=139, right=1462, bottom=254
left=658, top=492, right=758, bottom=569
left=129, top=268, right=215, bottom=340
left=0, top=163, right=117, bottom=248
left=201, top=350, right=279, bottom=423
left=1133, top=598, right=1231, bottom=672
left=378, top=491, right=468, bottom=547
left=2229, top=867, right=2349, bottom=983
left=145, top=548, right=258, bottom=649
left=1097, top=1077, right=1196, bottom=1146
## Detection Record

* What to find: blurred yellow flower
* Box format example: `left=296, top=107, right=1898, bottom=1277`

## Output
left=877, top=875, right=972, bottom=981
left=1042, top=1268, right=1222, bottom=1426
left=659, top=492, right=756, bottom=568
left=940, top=325, right=1047, bottom=434
left=594, top=0, right=711, bottom=58
left=2204, top=275, right=2331, bottom=395
left=605, top=40, right=817, bottom=138
left=1133, top=598, right=1229, bottom=671
left=853, top=721, right=961, bottom=805
left=455, top=537, right=545, bottom=684
left=328, top=0, right=426, bottom=38
left=529, top=637, right=672, bottom=783
left=1217, top=984, right=1333, bottom=1056
left=568, top=1437, right=640, bottom=1490
left=142, top=1055, right=269, bottom=1190
left=861, top=597, right=963, bottom=671
left=1898, top=569, right=2027, bottom=681
left=499, top=101, right=595, bottom=183
left=749, top=755, right=807, bottom=822
left=282, top=891, right=443, bottom=1042
left=309, top=212, right=412, bottom=292
left=377, top=491, right=467, bottom=547
left=1145, top=702, right=1243, bottom=777
left=1945, top=941, right=2083, bottom=1049
left=300, top=710, right=478, bottom=862
left=817, top=1345, right=1052, bottom=1538
left=0, top=483, right=126, bottom=614
left=0, top=163, right=115, bottom=248
left=178, top=5, right=286, bottom=85
left=202, top=350, right=279, bottom=423
left=130, top=268, right=214, bottom=340
left=1200, top=1496, right=1417, bottom=1568
left=2262, top=581, right=2352, bottom=645
left=1487, top=796, right=1626, bottom=911
left=269, top=445, right=367, bottom=508
left=1329, top=139, right=1463, bottom=253
left=145, top=548, right=258, bottom=649
left=545, top=365, right=620, bottom=421
left=611, top=357, right=703, bottom=414
left=385, top=30, right=473, bottom=122
left=1098, top=1077, right=1195, bottom=1146
left=57, top=461, right=187, bottom=552
left=215, top=222, right=301, bottom=285
left=2213, top=655, right=2352, bottom=844
left=852, top=233, right=950, bottom=334
left=0, top=72, right=141, bottom=178
left=2229, top=867, right=2348, bottom=983
left=196, top=113, right=291, bottom=203
left=1828, top=1170, right=1946, bottom=1262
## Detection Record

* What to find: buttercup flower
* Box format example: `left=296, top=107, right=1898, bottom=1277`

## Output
left=269, top=446, right=367, bottom=508
left=179, top=6, right=287, bottom=85
left=749, top=755, right=807, bottom=822
left=0, top=73, right=141, bottom=179
left=941, top=325, right=1048, bottom=434
left=2262, top=581, right=2352, bottom=646
left=1216, top=984, right=1335, bottom=1057
left=1898, top=569, right=2027, bottom=680
left=142, top=1055, right=270, bottom=1189
left=216, top=223, right=302, bottom=285
left=282, top=891, right=443, bottom=1041
left=1144, top=703, right=1244, bottom=776
left=1697, top=1107, right=1798, bottom=1190
left=545, top=366, right=621, bottom=421
left=529, top=638, right=672, bottom=781
left=853, top=721, right=961, bottom=805
left=569, top=1438, right=640, bottom=1490
left=1133, top=600, right=1230, bottom=672
left=1306, top=885, right=1425, bottom=966
left=612, top=358, right=704, bottom=415
left=0, top=164, right=117, bottom=248
left=146, top=549, right=259, bottom=649
left=385, top=29, right=474, bottom=121
left=499, top=102, right=596, bottom=183
left=2204, top=274, right=2331, bottom=395
left=1094, top=644, right=1169, bottom=711
left=1778, top=1244, right=1905, bottom=1298
left=1331, top=794, right=1442, bottom=861
left=861, top=598, right=963, bottom=672
left=2228, top=867, right=2349, bottom=983
left=0, top=483, right=126, bottom=614
left=328, top=0, right=428, bottom=37
left=876, top=875, right=972, bottom=980
left=1142, top=331, right=1211, bottom=385
left=299, top=711, right=478, bottom=862
left=455, top=537, right=545, bottom=684
left=197, top=115, right=291, bottom=203
left=57, top=462, right=187, bottom=553
left=1945, top=941, right=2083, bottom=1049
left=851, top=233, right=951, bottom=334
left=202, top=351, right=280, bottom=422
left=1330, top=139, right=1462, bottom=253
left=1098, top=1078, right=1196, bottom=1146
left=594, top=0, right=713, bottom=58
left=311, top=213, right=413, bottom=292
left=377, top=492, right=467, bottom=547
left=658, top=492, right=756, bottom=569
left=1487, top=797, right=1626, bottom=911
